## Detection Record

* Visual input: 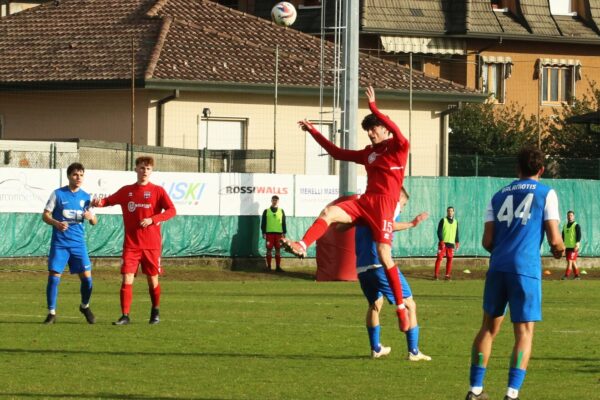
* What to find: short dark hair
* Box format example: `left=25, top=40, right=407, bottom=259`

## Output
left=400, top=187, right=409, bottom=199
left=361, top=113, right=384, bottom=131
left=135, top=156, right=155, bottom=167
left=567, top=210, right=574, bottom=215
left=517, top=146, right=545, bottom=177
left=447, top=206, right=454, bottom=211
left=271, top=195, right=279, bottom=200
left=66, top=162, right=85, bottom=175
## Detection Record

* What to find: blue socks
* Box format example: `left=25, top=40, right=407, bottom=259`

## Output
left=470, top=365, right=487, bottom=388
left=80, top=276, right=93, bottom=306
left=508, top=367, right=526, bottom=390
left=367, top=325, right=381, bottom=352
left=46, top=275, right=61, bottom=311
left=406, top=325, right=419, bottom=355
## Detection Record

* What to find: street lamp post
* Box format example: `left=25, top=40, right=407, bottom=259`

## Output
left=202, top=107, right=211, bottom=172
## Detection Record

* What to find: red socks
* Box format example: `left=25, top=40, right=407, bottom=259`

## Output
left=120, top=283, right=133, bottom=315
left=266, top=253, right=272, bottom=268
left=301, top=218, right=329, bottom=248
left=446, top=257, right=453, bottom=277
left=149, top=284, right=161, bottom=309
left=384, top=266, right=409, bottom=332
left=275, top=254, right=281, bottom=268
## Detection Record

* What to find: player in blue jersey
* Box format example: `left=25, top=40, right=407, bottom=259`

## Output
left=346, top=188, right=431, bottom=360
left=42, top=163, right=97, bottom=324
left=465, top=147, right=565, bottom=400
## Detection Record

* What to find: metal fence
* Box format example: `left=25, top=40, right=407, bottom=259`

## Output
left=0, top=139, right=275, bottom=173
left=450, top=154, right=600, bottom=180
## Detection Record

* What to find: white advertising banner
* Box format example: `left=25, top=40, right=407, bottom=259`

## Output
left=153, top=172, right=220, bottom=216
left=294, top=175, right=368, bottom=217
left=219, top=173, right=293, bottom=216
left=0, top=168, right=60, bottom=213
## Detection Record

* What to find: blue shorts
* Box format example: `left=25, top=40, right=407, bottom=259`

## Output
left=48, top=245, right=92, bottom=275
left=483, top=270, right=541, bottom=323
left=358, top=267, right=412, bottom=305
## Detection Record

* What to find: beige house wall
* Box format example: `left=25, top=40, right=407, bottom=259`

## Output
left=1, top=88, right=451, bottom=176
left=0, top=90, right=150, bottom=144
left=159, top=91, right=448, bottom=176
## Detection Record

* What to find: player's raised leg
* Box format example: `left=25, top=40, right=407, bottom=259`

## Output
left=281, top=204, right=352, bottom=258
left=376, top=242, right=410, bottom=332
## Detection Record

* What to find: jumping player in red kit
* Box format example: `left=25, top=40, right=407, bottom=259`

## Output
left=92, top=156, right=176, bottom=325
left=282, top=85, right=411, bottom=331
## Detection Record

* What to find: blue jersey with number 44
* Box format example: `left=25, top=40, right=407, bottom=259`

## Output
left=487, top=178, right=559, bottom=279
left=45, top=186, right=92, bottom=247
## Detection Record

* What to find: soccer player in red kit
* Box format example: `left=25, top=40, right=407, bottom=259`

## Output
left=282, top=85, right=411, bottom=331
left=92, top=156, right=176, bottom=325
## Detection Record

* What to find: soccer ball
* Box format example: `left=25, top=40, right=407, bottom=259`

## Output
left=271, top=2, right=297, bottom=27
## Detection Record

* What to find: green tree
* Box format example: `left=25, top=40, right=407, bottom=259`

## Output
left=449, top=100, right=537, bottom=156
left=542, top=81, right=600, bottom=158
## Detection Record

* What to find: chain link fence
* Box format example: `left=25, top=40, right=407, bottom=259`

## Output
left=0, top=139, right=274, bottom=173
left=450, top=154, right=600, bottom=179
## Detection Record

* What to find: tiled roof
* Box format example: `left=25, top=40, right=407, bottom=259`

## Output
left=0, top=0, right=477, bottom=96
left=519, top=0, right=561, bottom=36
left=361, top=0, right=447, bottom=33
left=360, top=0, right=600, bottom=41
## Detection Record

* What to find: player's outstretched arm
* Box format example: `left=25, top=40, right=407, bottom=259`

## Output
left=392, top=212, right=429, bottom=232
left=365, top=86, right=408, bottom=148
left=545, top=219, right=565, bottom=259
left=298, top=119, right=363, bottom=163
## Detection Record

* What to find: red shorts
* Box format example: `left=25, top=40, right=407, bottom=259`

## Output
left=121, top=248, right=162, bottom=276
left=336, top=194, right=398, bottom=245
left=437, top=247, right=454, bottom=259
left=265, top=233, right=283, bottom=250
left=566, top=249, right=578, bottom=261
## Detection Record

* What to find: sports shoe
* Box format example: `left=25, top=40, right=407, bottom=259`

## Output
left=371, top=345, right=391, bottom=359
left=79, top=305, right=96, bottom=324
left=444, top=275, right=452, bottom=281
left=149, top=308, right=160, bottom=325
left=561, top=276, right=568, bottom=280
left=43, top=313, right=56, bottom=324
left=574, top=276, right=581, bottom=280
left=465, top=391, right=489, bottom=400
left=407, top=351, right=432, bottom=361
left=280, top=238, right=306, bottom=258
left=503, top=396, right=519, bottom=400
left=433, top=275, right=439, bottom=281
left=275, top=266, right=284, bottom=272
left=113, top=315, right=130, bottom=325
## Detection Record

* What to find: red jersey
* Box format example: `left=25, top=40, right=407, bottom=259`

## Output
left=100, top=182, right=176, bottom=250
left=307, top=101, right=408, bottom=201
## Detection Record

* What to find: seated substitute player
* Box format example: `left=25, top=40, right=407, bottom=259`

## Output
left=465, top=147, right=565, bottom=400
left=92, top=156, right=176, bottom=325
left=42, top=162, right=97, bottom=324
left=352, top=188, right=431, bottom=360
left=283, top=85, right=411, bottom=331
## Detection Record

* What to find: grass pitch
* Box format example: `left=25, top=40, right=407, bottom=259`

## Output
left=0, top=266, right=598, bottom=400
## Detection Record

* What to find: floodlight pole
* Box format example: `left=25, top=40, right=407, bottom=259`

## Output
left=130, top=37, right=135, bottom=171
left=339, top=0, right=358, bottom=196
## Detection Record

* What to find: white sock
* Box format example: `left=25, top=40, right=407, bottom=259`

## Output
left=470, top=386, right=483, bottom=395
left=506, top=387, right=519, bottom=399
left=49, top=309, right=56, bottom=315
left=81, top=303, right=89, bottom=309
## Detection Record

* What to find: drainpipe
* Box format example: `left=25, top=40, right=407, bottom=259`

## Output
left=156, top=90, right=179, bottom=146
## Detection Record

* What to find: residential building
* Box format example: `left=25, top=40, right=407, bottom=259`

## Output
left=0, top=0, right=484, bottom=176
